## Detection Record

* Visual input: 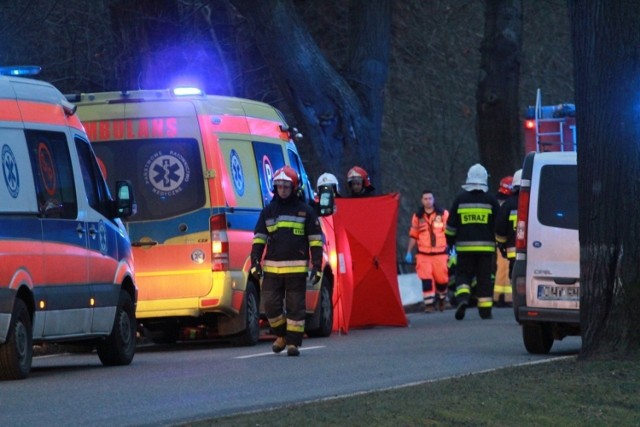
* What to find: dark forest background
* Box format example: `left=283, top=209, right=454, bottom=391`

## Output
left=0, top=0, right=573, bottom=255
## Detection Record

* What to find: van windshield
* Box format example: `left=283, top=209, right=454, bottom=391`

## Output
left=93, top=138, right=205, bottom=221
left=537, top=164, right=578, bottom=230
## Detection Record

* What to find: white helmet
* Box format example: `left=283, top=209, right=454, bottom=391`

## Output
left=512, top=169, right=522, bottom=188
left=461, top=163, right=489, bottom=192
left=317, top=172, right=340, bottom=194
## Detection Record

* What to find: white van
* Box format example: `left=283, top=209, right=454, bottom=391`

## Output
left=0, top=71, right=137, bottom=380
left=511, top=151, right=580, bottom=354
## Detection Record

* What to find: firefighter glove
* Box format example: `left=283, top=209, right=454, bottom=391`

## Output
left=250, top=262, right=263, bottom=281
left=404, top=252, right=413, bottom=263
left=309, top=267, right=322, bottom=285
left=498, top=243, right=508, bottom=259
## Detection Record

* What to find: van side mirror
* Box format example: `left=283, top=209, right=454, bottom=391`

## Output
left=317, top=184, right=335, bottom=216
left=115, top=180, right=137, bottom=218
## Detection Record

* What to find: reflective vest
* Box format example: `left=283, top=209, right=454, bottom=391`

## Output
left=409, top=208, right=449, bottom=254
left=445, top=190, right=500, bottom=252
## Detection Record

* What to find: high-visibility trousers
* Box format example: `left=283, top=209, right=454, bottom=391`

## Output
left=494, top=249, right=512, bottom=302
left=262, top=272, right=306, bottom=346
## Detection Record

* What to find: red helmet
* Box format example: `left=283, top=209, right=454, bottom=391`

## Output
left=347, top=166, right=372, bottom=188
left=272, top=165, right=299, bottom=189
left=498, top=176, right=513, bottom=195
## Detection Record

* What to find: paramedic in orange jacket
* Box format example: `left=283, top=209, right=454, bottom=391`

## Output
left=405, top=190, right=450, bottom=312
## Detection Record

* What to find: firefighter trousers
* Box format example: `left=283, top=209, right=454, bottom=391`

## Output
left=455, top=252, right=495, bottom=315
left=261, top=272, right=306, bottom=346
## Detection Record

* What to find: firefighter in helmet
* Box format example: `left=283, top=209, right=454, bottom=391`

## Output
left=445, top=163, right=500, bottom=320
left=496, top=169, right=522, bottom=279
left=250, top=165, right=323, bottom=356
left=346, top=166, right=375, bottom=197
left=494, top=175, right=513, bottom=307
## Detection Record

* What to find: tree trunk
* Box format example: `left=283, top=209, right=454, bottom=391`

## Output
left=476, top=0, right=522, bottom=190
left=230, top=0, right=391, bottom=186
left=570, top=1, right=640, bottom=359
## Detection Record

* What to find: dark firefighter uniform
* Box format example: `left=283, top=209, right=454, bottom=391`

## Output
left=445, top=183, right=500, bottom=320
left=495, top=186, right=519, bottom=275
left=251, top=191, right=323, bottom=350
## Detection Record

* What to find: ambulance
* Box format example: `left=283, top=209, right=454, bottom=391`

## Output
left=0, top=68, right=137, bottom=380
left=70, top=87, right=335, bottom=346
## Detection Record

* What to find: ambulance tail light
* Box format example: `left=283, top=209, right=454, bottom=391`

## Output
left=515, top=187, right=530, bottom=251
left=524, top=119, right=535, bottom=130
left=210, top=214, right=229, bottom=271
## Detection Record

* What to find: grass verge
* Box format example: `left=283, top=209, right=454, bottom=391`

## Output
left=183, top=355, right=639, bottom=427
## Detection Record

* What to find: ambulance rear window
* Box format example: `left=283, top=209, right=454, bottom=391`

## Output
left=93, top=138, right=205, bottom=220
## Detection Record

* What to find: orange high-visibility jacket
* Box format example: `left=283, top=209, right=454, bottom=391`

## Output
left=409, top=208, right=449, bottom=254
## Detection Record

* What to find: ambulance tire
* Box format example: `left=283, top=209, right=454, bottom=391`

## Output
left=97, top=290, right=136, bottom=366
left=231, top=284, right=260, bottom=347
left=522, top=321, right=553, bottom=354
left=307, top=283, right=333, bottom=338
left=0, top=299, right=33, bottom=380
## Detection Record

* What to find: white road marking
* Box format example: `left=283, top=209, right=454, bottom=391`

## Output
left=235, top=345, right=326, bottom=359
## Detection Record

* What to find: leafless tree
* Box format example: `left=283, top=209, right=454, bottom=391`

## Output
left=229, top=0, right=392, bottom=186
left=476, top=0, right=523, bottom=189
left=570, top=1, right=640, bottom=359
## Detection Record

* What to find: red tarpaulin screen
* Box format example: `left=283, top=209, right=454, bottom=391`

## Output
left=330, top=193, right=407, bottom=333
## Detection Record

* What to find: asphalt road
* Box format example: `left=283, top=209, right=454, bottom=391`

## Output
left=0, top=307, right=580, bottom=426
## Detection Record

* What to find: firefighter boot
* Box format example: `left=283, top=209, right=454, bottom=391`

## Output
left=287, top=345, right=300, bottom=357
left=272, top=336, right=286, bottom=353
left=479, top=307, right=493, bottom=320
left=455, top=301, right=468, bottom=321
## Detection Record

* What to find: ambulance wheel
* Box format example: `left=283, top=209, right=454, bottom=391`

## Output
left=307, top=283, right=333, bottom=337
left=0, top=299, right=33, bottom=380
left=231, top=284, right=260, bottom=347
left=522, top=321, right=553, bottom=354
left=97, top=290, right=136, bottom=366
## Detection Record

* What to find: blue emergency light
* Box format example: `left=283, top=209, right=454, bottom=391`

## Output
left=172, top=87, right=204, bottom=96
left=0, top=65, right=42, bottom=76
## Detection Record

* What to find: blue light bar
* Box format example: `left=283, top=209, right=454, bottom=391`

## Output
left=172, top=87, right=203, bottom=96
left=0, top=65, right=42, bottom=76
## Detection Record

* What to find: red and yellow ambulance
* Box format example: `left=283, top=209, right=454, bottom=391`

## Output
left=71, top=88, right=335, bottom=345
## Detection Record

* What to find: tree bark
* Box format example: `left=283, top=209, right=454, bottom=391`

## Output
left=570, top=0, right=640, bottom=359
left=229, top=0, right=391, bottom=186
left=476, top=0, right=522, bottom=189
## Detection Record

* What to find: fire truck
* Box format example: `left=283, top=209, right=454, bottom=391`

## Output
left=523, top=89, right=576, bottom=153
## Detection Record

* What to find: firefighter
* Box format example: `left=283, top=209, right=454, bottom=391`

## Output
left=496, top=169, right=522, bottom=279
left=494, top=175, right=513, bottom=307
left=445, top=163, right=500, bottom=320
left=250, top=166, right=323, bottom=356
left=405, top=190, right=450, bottom=312
left=346, top=166, right=375, bottom=197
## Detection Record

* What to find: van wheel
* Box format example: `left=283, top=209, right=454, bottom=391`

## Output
left=0, top=299, right=33, bottom=380
left=97, top=291, right=136, bottom=366
left=307, top=283, right=333, bottom=338
left=522, top=322, right=553, bottom=354
left=231, top=284, right=260, bottom=347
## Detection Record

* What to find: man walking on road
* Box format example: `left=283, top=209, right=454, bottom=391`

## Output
left=445, top=164, right=500, bottom=320
left=250, top=166, right=324, bottom=356
left=405, top=190, right=450, bottom=312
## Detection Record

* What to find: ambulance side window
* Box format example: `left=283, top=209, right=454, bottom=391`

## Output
left=25, top=130, right=77, bottom=219
left=75, top=136, right=111, bottom=217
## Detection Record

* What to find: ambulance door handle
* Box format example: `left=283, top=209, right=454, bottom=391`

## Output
left=88, top=225, right=98, bottom=238
left=76, top=223, right=86, bottom=238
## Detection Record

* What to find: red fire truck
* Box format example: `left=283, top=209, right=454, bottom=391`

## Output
left=523, top=89, right=576, bottom=153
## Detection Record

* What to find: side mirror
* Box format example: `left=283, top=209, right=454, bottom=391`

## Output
left=317, top=184, right=335, bottom=216
left=115, top=180, right=137, bottom=218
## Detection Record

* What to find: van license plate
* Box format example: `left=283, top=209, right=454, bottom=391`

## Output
left=537, top=285, right=580, bottom=301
